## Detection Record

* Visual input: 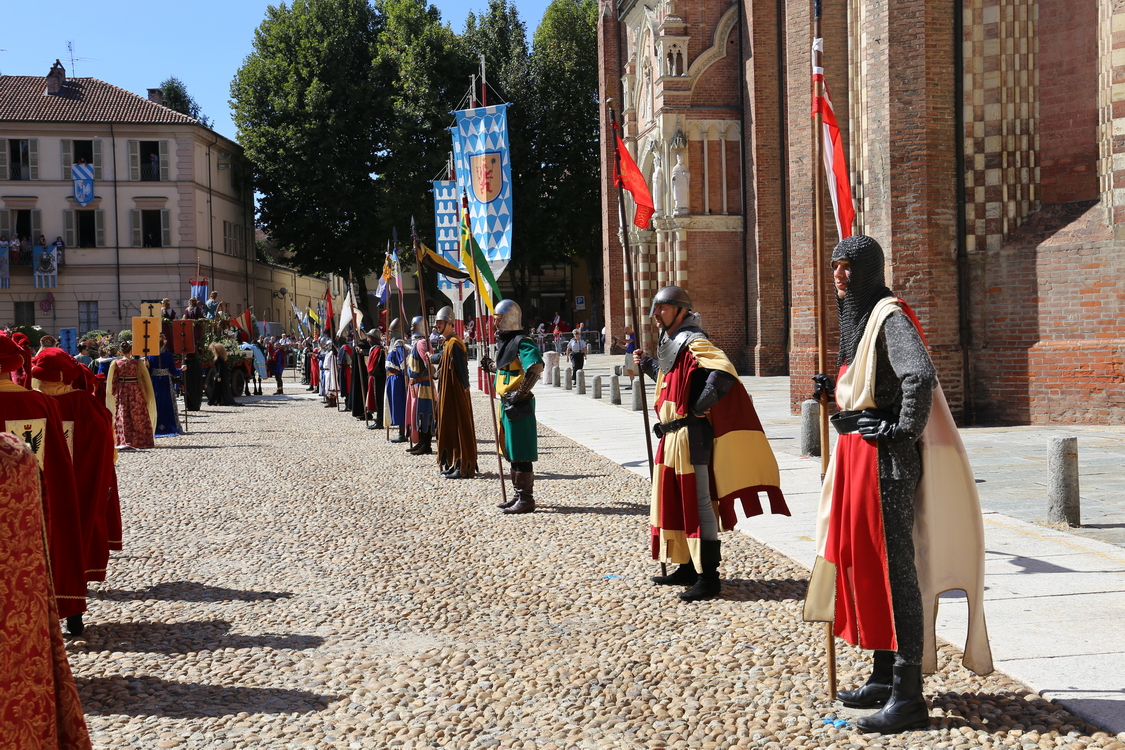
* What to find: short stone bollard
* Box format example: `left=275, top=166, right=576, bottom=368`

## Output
left=1047, top=436, right=1080, bottom=527
left=593, top=375, right=602, bottom=399
left=610, top=375, right=621, bottom=405
left=552, top=366, right=560, bottom=387
left=564, top=367, right=573, bottom=390
left=577, top=370, right=586, bottom=395
left=801, top=399, right=821, bottom=457
left=631, top=377, right=644, bottom=411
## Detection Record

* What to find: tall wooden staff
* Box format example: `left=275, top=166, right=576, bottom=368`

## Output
left=607, top=104, right=660, bottom=574
left=812, top=0, right=837, bottom=700
left=462, top=191, right=508, bottom=506
left=411, top=220, right=442, bottom=428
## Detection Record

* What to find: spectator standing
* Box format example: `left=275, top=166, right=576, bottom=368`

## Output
left=567, top=330, right=588, bottom=372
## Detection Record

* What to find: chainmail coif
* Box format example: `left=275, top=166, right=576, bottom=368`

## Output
left=832, top=234, right=894, bottom=367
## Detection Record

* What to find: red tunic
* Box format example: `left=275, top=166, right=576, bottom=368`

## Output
left=0, top=433, right=92, bottom=749
left=0, top=381, right=87, bottom=619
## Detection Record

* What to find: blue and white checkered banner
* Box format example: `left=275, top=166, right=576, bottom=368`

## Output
left=58, top=327, right=78, bottom=355
left=432, top=181, right=470, bottom=293
left=451, top=104, right=512, bottom=280
left=72, top=162, right=94, bottom=207
left=33, top=245, right=58, bottom=288
left=0, top=242, right=8, bottom=289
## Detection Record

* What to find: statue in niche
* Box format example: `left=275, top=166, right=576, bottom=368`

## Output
left=638, top=67, right=651, bottom=123
left=651, top=154, right=665, bottom=217
left=671, top=153, right=689, bottom=215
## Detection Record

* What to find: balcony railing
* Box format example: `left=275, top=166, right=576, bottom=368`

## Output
left=8, top=245, right=66, bottom=268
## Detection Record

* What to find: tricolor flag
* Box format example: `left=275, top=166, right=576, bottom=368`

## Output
left=613, top=125, right=654, bottom=229
left=460, top=195, right=502, bottom=314
left=812, top=37, right=855, bottom=239
left=232, top=308, right=254, bottom=337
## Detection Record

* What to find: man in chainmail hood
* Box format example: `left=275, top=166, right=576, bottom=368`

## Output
left=804, top=234, right=993, bottom=734
left=634, top=286, right=789, bottom=602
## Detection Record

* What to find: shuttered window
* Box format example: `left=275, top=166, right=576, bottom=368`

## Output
left=63, top=210, right=76, bottom=247
left=128, top=140, right=140, bottom=181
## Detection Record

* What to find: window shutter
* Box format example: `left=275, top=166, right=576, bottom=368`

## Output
left=28, top=139, right=39, bottom=180
left=128, top=140, right=140, bottom=181
left=0, top=139, right=8, bottom=180
left=160, top=209, right=171, bottom=247
left=0, top=209, right=10, bottom=238
left=159, top=141, right=170, bottom=181
left=94, top=209, right=105, bottom=247
left=61, top=139, right=73, bottom=180
left=31, top=210, right=42, bottom=242
left=131, top=210, right=142, bottom=247
left=63, top=210, right=75, bottom=247
left=92, top=140, right=103, bottom=180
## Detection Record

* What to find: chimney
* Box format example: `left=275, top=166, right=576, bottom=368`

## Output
left=46, top=59, right=66, bottom=95
left=147, top=88, right=164, bottom=106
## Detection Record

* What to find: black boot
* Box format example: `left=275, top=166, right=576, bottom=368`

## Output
left=497, top=467, right=519, bottom=508
left=66, top=614, right=85, bottom=636
left=389, top=425, right=408, bottom=443
left=839, top=650, right=894, bottom=708
left=442, top=460, right=461, bottom=478
left=679, top=540, right=721, bottom=601
left=411, top=433, right=433, bottom=455
left=652, top=564, right=698, bottom=586
left=503, top=470, right=536, bottom=514
left=855, top=664, right=929, bottom=734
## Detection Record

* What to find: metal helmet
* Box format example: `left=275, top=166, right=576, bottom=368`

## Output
left=650, top=285, right=692, bottom=317
left=410, top=316, right=426, bottom=335
left=389, top=318, right=401, bottom=335
left=494, top=299, right=523, bottom=332
left=436, top=306, right=455, bottom=323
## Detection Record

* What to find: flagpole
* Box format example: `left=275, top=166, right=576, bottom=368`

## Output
left=812, top=0, right=837, bottom=702
left=463, top=191, right=508, bottom=504
left=412, top=223, right=442, bottom=432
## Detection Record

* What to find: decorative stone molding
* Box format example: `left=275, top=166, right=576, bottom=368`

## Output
left=132, top=196, right=170, bottom=210
left=1, top=195, right=39, bottom=210
left=686, top=5, right=738, bottom=93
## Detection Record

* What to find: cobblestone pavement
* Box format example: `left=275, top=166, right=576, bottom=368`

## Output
left=70, top=391, right=1125, bottom=749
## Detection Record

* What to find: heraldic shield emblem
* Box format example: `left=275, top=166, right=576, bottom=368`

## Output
left=73, top=162, right=95, bottom=207
left=470, top=152, right=503, bottom=203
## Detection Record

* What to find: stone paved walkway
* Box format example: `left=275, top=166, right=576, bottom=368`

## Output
left=69, top=386, right=1125, bottom=749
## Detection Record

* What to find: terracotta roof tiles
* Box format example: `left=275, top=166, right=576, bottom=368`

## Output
left=0, top=75, right=202, bottom=126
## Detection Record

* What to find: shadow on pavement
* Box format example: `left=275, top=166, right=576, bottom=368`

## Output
left=546, top=504, right=646, bottom=516
left=76, top=619, right=323, bottom=655
left=721, top=577, right=809, bottom=602
left=925, top=689, right=1106, bottom=738
left=76, top=675, right=334, bottom=717
left=99, top=581, right=292, bottom=602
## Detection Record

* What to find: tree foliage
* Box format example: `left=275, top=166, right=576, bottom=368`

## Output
left=160, top=76, right=213, bottom=128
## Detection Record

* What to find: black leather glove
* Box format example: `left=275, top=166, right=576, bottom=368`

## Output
left=856, top=409, right=901, bottom=443
left=812, top=374, right=834, bottom=400
left=480, top=355, right=496, bottom=374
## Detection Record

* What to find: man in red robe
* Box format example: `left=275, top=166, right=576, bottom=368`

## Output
left=633, top=286, right=789, bottom=601
left=33, top=348, right=118, bottom=635
left=0, top=335, right=86, bottom=630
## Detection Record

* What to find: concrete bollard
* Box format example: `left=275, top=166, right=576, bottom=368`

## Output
left=800, top=399, right=821, bottom=457
left=564, top=367, right=573, bottom=390
left=577, top=370, right=586, bottom=395
left=610, top=375, right=621, bottom=405
left=1047, top=436, right=1080, bottom=527
left=593, top=375, right=602, bottom=399
left=631, top=377, right=644, bottom=411
left=552, top=366, right=560, bottom=387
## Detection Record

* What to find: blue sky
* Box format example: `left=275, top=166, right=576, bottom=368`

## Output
left=1, top=0, right=550, bottom=142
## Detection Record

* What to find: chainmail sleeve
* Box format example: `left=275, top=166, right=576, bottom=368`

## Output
left=881, top=311, right=936, bottom=440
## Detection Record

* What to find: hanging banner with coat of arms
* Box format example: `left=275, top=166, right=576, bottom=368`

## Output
left=72, top=162, right=95, bottom=207
left=432, top=180, right=473, bottom=318
left=0, top=241, right=9, bottom=289
left=451, top=104, right=512, bottom=281
left=33, top=245, right=58, bottom=288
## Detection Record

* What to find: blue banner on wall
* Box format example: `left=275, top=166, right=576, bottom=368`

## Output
left=72, top=162, right=94, bottom=207
left=432, top=180, right=469, bottom=296
left=451, top=104, right=512, bottom=279
left=32, top=245, right=58, bottom=288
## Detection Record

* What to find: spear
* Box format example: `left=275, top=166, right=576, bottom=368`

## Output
left=411, top=217, right=442, bottom=432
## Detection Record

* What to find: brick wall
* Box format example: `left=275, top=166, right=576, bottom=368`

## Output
left=599, top=4, right=625, bottom=346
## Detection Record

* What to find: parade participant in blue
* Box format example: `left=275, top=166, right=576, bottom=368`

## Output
left=404, top=316, right=435, bottom=455
left=480, top=300, right=543, bottom=514
left=385, top=319, right=408, bottom=442
left=240, top=340, right=267, bottom=397
left=146, top=334, right=182, bottom=437
left=267, top=339, right=285, bottom=395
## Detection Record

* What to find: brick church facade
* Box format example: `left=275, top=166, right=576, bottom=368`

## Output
left=598, top=0, right=1123, bottom=424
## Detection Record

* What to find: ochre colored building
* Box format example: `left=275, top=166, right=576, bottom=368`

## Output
left=599, top=0, right=1123, bottom=424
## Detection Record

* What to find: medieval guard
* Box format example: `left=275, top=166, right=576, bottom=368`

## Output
left=385, top=319, right=409, bottom=442
left=405, top=316, right=436, bottom=455
left=431, top=306, right=476, bottom=478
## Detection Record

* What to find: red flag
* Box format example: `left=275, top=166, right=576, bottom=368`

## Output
left=812, top=40, right=855, bottom=239
left=324, top=290, right=335, bottom=336
left=614, top=128, right=654, bottom=229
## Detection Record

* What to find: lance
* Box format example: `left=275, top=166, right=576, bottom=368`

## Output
left=812, top=0, right=837, bottom=700
left=607, top=105, right=661, bottom=575
left=392, top=234, right=416, bottom=447
left=462, top=191, right=508, bottom=506
left=411, top=218, right=442, bottom=432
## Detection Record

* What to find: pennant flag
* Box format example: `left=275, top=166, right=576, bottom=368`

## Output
left=307, top=306, right=320, bottom=325
left=324, top=291, right=335, bottom=336
left=450, top=105, right=512, bottom=282
left=417, top=240, right=470, bottom=280
left=460, top=200, right=502, bottom=314
left=391, top=248, right=404, bottom=295
left=232, top=308, right=254, bottom=336
left=375, top=257, right=393, bottom=303
left=613, top=127, right=654, bottom=229
left=290, top=300, right=306, bottom=332
left=339, top=287, right=355, bottom=333
left=812, top=37, right=855, bottom=239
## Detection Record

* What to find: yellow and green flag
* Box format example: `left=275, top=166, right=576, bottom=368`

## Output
left=460, top=212, right=502, bottom=314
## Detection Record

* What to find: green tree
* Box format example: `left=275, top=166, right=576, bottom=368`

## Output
left=159, top=76, right=213, bottom=128
left=230, top=0, right=386, bottom=314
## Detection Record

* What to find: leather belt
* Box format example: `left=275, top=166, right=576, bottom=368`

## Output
left=653, top=416, right=695, bottom=439
left=118, top=377, right=137, bottom=382
left=152, top=369, right=170, bottom=377
left=831, top=408, right=896, bottom=434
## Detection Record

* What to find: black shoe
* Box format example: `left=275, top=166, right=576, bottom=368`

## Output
left=679, top=540, right=722, bottom=602
left=389, top=435, right=408, bottom=443
left=367, top=423, right=382, bottom=430
left=855, top=664, right=930, bottom=734
left=652, top=564, right=698, bottom=586
left=839, top=650, right=894, bottom=708
left=66, top=614, right=85, bottom=636
left=441, top=461, right=461, bottom=477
